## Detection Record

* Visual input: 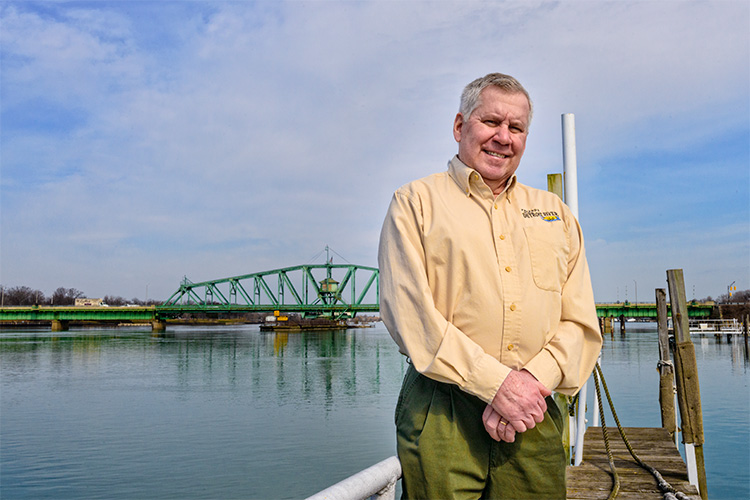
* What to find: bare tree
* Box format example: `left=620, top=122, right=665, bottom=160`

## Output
left=51, top=287, right=85, bottom=305
left=103, top=295, right=127, bottom=306
left=2, top=286, right=46, bottom=305
left=718, top=289, right=750, bottom=304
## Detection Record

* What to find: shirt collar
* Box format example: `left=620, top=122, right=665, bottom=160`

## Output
left=448, top=155, right=517, bottom=200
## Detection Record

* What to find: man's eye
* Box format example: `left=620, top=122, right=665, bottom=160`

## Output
left=483, top=120, right=498, bottom=126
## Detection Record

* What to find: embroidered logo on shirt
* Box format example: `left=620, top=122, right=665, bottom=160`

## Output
left=521, top=208, right=560, bottom=221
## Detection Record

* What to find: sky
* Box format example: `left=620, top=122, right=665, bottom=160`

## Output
left=1, top=0, right=748, bottom=303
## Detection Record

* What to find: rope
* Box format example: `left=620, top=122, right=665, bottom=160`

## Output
left=592, top=366, right=619, bottom=499
left=592, top=363, right=692, bottom=500
left=657, top=359, right=674, bottom=370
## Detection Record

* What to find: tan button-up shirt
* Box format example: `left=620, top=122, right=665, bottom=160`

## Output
left=378, top=156, right=602, bottom=403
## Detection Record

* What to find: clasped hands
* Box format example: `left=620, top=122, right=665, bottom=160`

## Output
left=482, top=369, right=551, bottom=443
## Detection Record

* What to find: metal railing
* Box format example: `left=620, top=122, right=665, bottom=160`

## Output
left=688, top=318, right=741, bottom=335
left=305, top=456, right=401, bottom=500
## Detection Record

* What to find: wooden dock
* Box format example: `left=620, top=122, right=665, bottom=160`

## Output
left=566, top=427, right=700, bottom=499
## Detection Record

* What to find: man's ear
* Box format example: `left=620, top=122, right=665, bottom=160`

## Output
left=453, top=113, right=464, bottom=143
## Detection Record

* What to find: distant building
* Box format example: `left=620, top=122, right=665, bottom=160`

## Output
left=75, top=298, right=106, bottom=307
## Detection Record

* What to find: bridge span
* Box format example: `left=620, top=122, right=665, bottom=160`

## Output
left=0, top=262, right=712, bottom=331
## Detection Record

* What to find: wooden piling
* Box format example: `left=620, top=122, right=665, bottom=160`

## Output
left=655, top=288, right=677, bottom=443
left=547, top=173, right=563, bottom=200
left=743, top=313, right=749, bottom=361
left=666, top=269, right=708, bottom=500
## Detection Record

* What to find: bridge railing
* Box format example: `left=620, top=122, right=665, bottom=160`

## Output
left=595, top=302, right=712, bottom=319
left=162, top=264, right=379, bottom=316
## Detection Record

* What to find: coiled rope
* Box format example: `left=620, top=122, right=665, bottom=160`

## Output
left=591, top=363, right=691, bottom=500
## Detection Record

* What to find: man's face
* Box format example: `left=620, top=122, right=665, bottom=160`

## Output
left=453, top=87, right=530, bottom=194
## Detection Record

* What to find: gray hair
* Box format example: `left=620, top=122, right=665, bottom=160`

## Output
left=459, top=73, right=533, bottom=125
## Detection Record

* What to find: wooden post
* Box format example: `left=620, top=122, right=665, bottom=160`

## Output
left=743, top=314, right=749, bottom=360
left=547, top=173, right=563, bottom=199
left=667, top=269, right=708, bottom=499
left=655, top=288, right=677, bottom=443
left=619, top=314, right=626, bottom=335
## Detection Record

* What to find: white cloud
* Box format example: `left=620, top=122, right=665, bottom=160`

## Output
left=1, top=0, right=748, bottom=300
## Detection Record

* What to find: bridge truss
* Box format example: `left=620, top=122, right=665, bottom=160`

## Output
left=161, top=263, right=380, bottom=317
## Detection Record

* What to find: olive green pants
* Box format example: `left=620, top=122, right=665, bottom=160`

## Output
left=396, top=365, right=566, bottom=500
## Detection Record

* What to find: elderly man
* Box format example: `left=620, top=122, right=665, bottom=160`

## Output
left=378, top=73, right=602, bottom=499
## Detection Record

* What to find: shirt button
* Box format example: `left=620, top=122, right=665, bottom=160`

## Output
left=505, top=266, right=511, bottom=272
left=510, top=304, right=517, bottom=311
left=499, top=234, right=506, bottom=240
left=507, top=344, right=515, bottom=351
left=494, top=203, right=498, bottom=209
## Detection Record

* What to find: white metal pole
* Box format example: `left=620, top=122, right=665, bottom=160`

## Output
left=592, top=355, right=601, bottom=427
left=562, top=113, right=579, bottom=218
left=563, top=113, right=591, bottom=467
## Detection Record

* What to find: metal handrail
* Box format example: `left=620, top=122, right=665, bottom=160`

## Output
left=306, top=456, right=402, bottom=500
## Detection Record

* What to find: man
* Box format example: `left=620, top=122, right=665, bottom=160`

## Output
left=378, top=73, right=602, bottom=499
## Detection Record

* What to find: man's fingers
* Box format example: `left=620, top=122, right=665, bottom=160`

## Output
left=509, top=419, right=528, bottom=433
left=484, top=421, right=501, bottom=441
left=500, top=420, right=516, bottom=443
left=537, top=381, right=552, bottom=398
left=483, top=405, right=502, bottom=441
left=483, top=405, right=520, bottom=442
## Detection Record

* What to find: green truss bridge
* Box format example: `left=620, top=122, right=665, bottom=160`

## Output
left=162, top=263, right=380, bottom=315
left=1, top=262, right=713, bottom=331
left=0, top=263, right=380, bottom=331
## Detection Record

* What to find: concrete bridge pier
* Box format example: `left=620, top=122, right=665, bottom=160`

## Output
left=151, top=320, right=167, bottom=332
left=51, top=320, right=69, bottom=332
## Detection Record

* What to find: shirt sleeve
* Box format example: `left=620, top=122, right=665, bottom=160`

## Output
left=523, top=211, right=603, bottom=396
left=378, top=190, right=511, bottom=403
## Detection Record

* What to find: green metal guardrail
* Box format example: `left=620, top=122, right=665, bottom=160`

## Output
left=595, top=303, right=712, bottom=319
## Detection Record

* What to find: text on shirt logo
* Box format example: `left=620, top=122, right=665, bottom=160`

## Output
left=521, top=208, right=560, bottom=222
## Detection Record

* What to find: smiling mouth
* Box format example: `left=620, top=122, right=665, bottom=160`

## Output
left=485, top=151, right=508, bottom=159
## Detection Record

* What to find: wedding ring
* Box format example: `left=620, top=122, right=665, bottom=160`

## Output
left=500, top=420, right=508, bottom=426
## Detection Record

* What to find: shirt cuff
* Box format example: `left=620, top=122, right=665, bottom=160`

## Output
left=468, top=353, right=512, bottom=403
left=523, top=349, right=563, bottom=392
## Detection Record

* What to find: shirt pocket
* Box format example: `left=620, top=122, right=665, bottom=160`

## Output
left=523, top=224, right=568, bottom=292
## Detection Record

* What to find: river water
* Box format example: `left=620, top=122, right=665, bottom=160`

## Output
left=1, top=323, right=748, bottom=499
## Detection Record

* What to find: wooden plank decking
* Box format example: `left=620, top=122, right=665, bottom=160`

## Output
left=566, top=427, right=701, bottom=499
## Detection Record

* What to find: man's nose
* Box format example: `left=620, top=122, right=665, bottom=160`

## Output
left=493, top=125, right=511, bottom=145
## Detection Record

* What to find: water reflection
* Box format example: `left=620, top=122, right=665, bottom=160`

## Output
left=1, top=325, right=408, bottom=499
left=1, top=327, right=405, bottom=408
left=1, top=323, right=747, bottom=499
